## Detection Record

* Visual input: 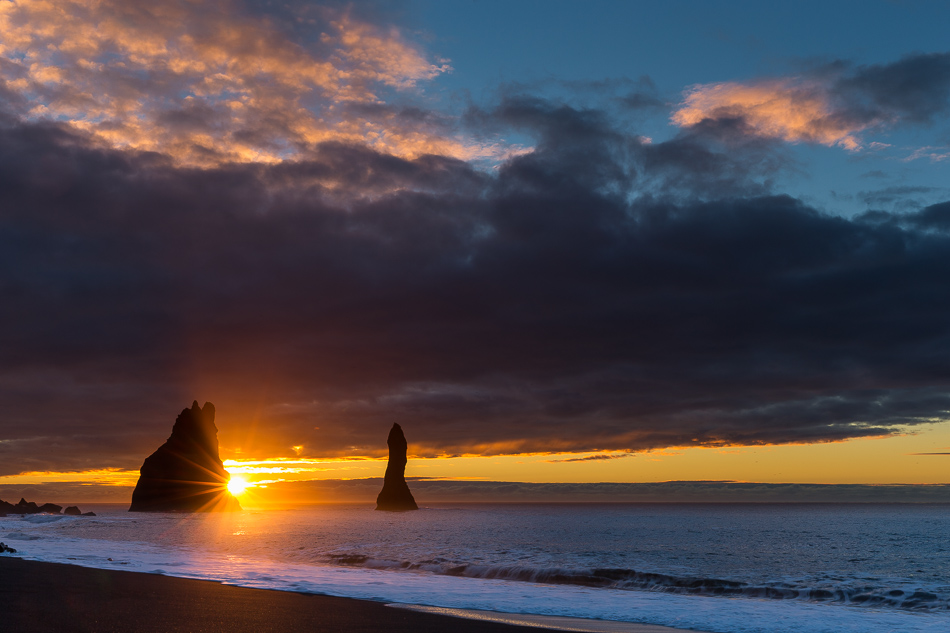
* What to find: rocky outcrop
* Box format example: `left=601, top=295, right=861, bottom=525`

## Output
left=63, top=506, right=82, bottom=516
left=129, top=401, right=241, bottom=512
left=375, top=423, right=418, bottom=511
left=0, top=499, right=89, bottom=516
left=14, top=499, right=38, bottom=514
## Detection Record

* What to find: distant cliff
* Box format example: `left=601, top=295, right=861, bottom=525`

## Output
left=129, top=401, right=241, bottom=512
left=375, top=423, right=418, bottom=511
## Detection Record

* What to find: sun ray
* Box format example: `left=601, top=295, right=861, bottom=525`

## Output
left=227, top=474, right=250, bottom=496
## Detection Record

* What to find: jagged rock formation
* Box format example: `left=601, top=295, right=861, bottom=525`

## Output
left=375, top=423, right=418, bottom=511
left=14, top=499, right=37, bottom=513
left=129, top=401, right=241, bottom=512
left=0, top=499, right=90, bottom=517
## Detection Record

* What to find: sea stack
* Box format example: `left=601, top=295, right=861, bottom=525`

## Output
left=129, top=401, right=241, bottom=512
left=375, top=423, right=418, bottom=511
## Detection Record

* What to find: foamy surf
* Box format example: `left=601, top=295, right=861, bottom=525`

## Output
left=2, top=505, right=948, bottom=633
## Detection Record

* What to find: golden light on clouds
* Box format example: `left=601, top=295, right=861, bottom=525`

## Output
left=672, top=79, right=875, bottom=150
left=0, top=467, right=139, bottom=486
left=2, top=425, right=949, bottom=504
left=222, top=457, right=378, bottom=481
left=0, top=0, right=507, bottom=165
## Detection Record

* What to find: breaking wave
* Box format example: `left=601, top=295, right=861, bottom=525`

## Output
left=325, top=555, right=949, bottom=611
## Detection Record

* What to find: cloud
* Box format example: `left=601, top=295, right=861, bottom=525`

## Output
left=1, top=22, right=950, bottom=478
left=2, top=98, right=950, bottom=477
left=903, top=146, right=950, bottom=162
left=546, top=453, right=633, bottom=463
left=0, top=0, right=514, bottom=165
left=862, top=200, right=950, bottom=231
left=672, top=79, right=867, bottom=149
left=858, top=185, right=943, bottom=211
left=671, top=53, right=950, bottom=150
left=837, top=52, right=950, bottom=125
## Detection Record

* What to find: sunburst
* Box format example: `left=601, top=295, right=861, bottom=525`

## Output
left=227, top=474, right=250, bottom=496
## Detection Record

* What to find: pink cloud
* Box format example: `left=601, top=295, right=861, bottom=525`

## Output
left=0, top=0, right=509, bottom=165
left=671, top=78, right=876, bottom=150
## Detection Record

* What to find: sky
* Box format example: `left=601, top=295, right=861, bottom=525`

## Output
left=1, top=0, right=949, bottom=503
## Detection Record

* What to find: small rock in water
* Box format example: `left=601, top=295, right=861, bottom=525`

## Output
left=0, top=542, right=17, bottom=554
left=0, top=498, right=82, bottom=516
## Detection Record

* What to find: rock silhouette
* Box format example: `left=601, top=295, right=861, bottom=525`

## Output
left=14, top=499, right=38, bottom=513
left=375, top=423, right=418, bottom=511
left=0, top=499, right=89, bottom=517
left=129, top=401, right=241, bottom=512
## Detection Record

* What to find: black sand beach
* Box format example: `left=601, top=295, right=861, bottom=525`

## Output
left=0, top=557, right=524, bottom=633
left=0, top=557, right=690, bottom=633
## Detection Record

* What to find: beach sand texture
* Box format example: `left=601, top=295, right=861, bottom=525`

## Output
left=0, top=557, right=694, bottom=633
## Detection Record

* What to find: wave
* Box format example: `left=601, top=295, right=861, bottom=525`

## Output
left=3, top=531, right=43, bottom=540
left=325, top=555, right=948, bottom=611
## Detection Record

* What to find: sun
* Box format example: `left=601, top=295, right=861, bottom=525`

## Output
left=227, top=474, right=249, bottom=496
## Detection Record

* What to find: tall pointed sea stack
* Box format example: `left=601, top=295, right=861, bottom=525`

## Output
left=129, top=401, right=241, bottom=512
left=375, top=423, right=418, bottom=511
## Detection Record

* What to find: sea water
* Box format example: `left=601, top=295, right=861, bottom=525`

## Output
left=1, top=503, right=948, bottom=632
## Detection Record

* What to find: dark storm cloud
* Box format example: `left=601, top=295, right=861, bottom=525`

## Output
left=468, top=92, right=781, bottom=198
left=857, top=185, right=946, bottom=214
left=909, top=201, right=950, bottom=229
left=493, top=76, right=668, bottom=116
left=616, top=75, right=667, bottom=111
left=2, top=89, right=950, bottom=476
left=836, top=52, right=950, bottom=125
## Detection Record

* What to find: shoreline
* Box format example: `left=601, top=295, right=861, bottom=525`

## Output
left=0, top=557, right=698, bottom=633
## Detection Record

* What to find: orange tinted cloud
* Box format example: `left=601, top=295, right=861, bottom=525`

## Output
left=0, top=0, right=503, bottom=165
left=672, top=79, right=875, bottom=150
left=0, top=468, right=138, bottom=486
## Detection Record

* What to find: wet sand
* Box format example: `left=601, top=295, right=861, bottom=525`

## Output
left=0, top=557, right=696, bottom=633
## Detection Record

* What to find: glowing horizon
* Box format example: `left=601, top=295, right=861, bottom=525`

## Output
left=2, top=2, right=950, bottom=501
left=2, top=423, right=948, bottom=505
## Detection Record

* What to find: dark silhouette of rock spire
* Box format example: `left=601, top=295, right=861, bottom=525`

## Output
left=129, top=401, right=241, bottom=512
left=375, top=423, right=418, bottom=511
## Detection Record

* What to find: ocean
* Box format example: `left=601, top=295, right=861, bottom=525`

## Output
left=2, top=503, right=948, bottom=632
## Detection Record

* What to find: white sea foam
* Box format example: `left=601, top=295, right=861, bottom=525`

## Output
left=4, top=531, right=42, bottom=540
left=1, top=505, right=948, bottom=633
left=23, top=514, right=71, bottom=524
